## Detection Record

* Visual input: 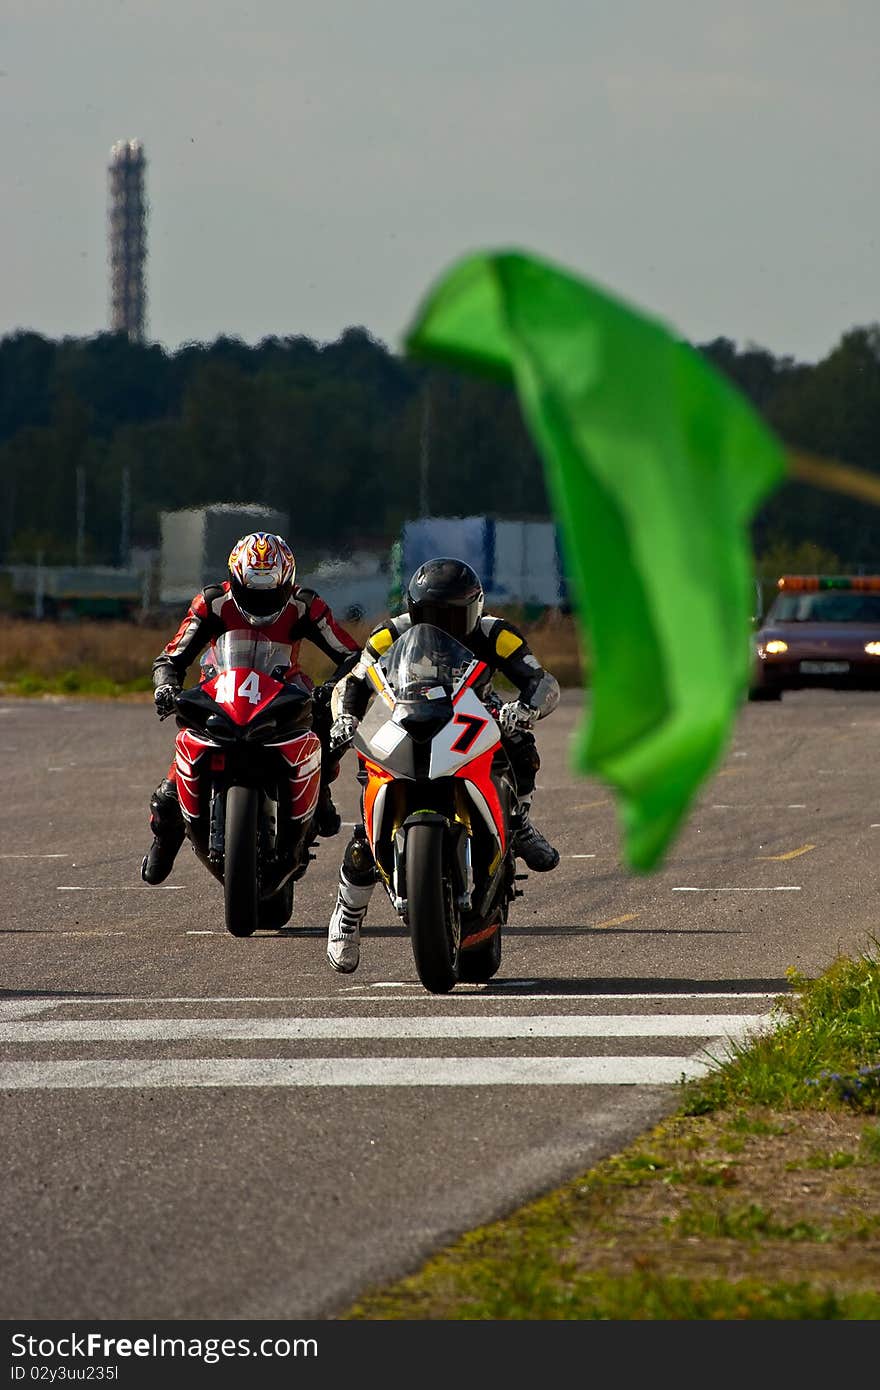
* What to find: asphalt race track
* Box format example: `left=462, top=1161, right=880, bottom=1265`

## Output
left=2, top=687, right=879, bottom=1319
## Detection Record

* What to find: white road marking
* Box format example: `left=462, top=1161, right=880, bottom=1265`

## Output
left=570, top=854, right=596, bottom=859
left=0, top=1014, right=770, bottom=1043
left=58, top=931, right=125, bottom=938
left=186, top=930, right=216, bottom=935
left=0, top=1001, right=59, bottom=1022
left=47, top=766, right=128, bottom=773
left=57, top=885, right=185, bottom=891
left=0, top=853, right=69, bottom=859
left=672, top=886, right=801, bottom=892
left=0, top=1054, right=723, bottom=1089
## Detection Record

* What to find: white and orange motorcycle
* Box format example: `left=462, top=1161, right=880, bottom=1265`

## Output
left=351, top=623, right=522, bottom=993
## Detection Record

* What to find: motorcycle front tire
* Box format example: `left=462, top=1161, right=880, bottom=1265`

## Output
left=406, top=822, right=458, bottom=994
left=224, top=785, right=260, bottom=938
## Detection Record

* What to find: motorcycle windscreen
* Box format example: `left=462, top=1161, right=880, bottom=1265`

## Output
left=355, top=625, right=495, bottom=778
left=203, top=631, right=293, bottom=681
left=381, top=623, right=476, bottom=699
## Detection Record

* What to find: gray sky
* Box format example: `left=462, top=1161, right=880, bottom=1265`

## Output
left=3, top=0, right=877, bottom=362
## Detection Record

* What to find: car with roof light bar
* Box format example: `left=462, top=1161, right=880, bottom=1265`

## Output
left=749, top=575, right=880, bottom=701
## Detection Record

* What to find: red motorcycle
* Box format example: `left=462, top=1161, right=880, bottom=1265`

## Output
left=169, top=631, right=322, bottom=936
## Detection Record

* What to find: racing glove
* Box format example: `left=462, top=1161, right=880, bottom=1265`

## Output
left=154, top=683, right=180, bottom=720
left=497, top=700, right=538, bottom=735
left=329, top=712, right=359, bottom=749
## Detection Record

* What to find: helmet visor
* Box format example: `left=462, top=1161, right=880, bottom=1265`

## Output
left=231, top=578, right=291, bottom=620
left=413, top=599, right=480, bottom=641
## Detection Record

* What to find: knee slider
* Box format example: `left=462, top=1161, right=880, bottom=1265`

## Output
left=149, top=780, right=183, bottom=834
left=505, top=732, right=540, bottom=794
left=343, top=834, right=379, bottom=886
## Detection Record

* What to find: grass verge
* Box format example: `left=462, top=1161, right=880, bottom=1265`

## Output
left=343, top=946, right=880, bottom=1320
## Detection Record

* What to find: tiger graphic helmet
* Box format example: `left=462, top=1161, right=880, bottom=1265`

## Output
left=227, top=532, right=296, bottom=626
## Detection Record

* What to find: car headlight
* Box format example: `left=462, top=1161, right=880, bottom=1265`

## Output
left=865, top=641, right=880, bottom=656
left=762, top=639, right=788, bottom=655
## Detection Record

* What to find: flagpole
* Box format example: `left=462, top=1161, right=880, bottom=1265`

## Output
left=788, top=450, right=880, bottom=508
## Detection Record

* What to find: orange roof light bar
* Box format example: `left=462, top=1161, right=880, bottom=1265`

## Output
left=777, top=575, right=880, bottom=591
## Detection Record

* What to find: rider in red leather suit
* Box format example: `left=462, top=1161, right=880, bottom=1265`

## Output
left=141, top=531, right=359, bottom=885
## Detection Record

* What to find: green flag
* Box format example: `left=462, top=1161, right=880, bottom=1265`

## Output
left=404, top=250, right=786, bottom=872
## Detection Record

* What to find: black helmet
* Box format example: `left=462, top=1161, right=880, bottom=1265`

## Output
left=406, top=557, right=484, bottom=642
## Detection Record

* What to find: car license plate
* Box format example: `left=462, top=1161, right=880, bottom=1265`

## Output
left=799, top=660, right=849, bottom=674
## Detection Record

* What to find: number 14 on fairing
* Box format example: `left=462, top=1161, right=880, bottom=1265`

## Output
left=214, top=670, right=263, bottom=705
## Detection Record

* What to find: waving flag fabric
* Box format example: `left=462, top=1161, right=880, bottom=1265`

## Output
left=404, top=250, right=786, bottom=871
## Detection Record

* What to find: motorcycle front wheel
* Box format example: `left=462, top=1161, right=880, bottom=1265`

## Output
left=406, top=822, right=458, bottom=994
left=224, top=785, right=260, bottom=937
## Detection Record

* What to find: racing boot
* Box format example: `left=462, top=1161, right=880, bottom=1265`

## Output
left=326, top=828, right=378, bottom=973
left=511, top=798, right=559, bottom=872
left=141, top=778, right=186, bottom=885
left=315, top=782, right=342, bottom=838
left=326, top=871, right=374, bottom=973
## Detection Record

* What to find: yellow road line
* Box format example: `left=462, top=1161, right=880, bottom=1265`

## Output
left=757, top=844, right=816, bottom=862
left=591, top=913, right=639, bottom=930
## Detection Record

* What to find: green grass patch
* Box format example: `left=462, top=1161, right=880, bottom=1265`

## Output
left=859, top=1123, right=880, bottom=1162
left=681, top=947, right=880, bottom=1115
left=673, top=1202, right=831, bottom=1243
left=2, top=669, right=152, bottom=697
left=787, top=1151, right=857, bottom=1172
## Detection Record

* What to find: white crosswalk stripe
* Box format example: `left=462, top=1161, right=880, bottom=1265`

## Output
left=0, top=997, right=777, bottom=1091
left=0, top=1014, right=768, bottom=1042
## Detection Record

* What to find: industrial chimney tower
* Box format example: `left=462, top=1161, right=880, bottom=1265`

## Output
left=107, top=139, right=148, bottom=342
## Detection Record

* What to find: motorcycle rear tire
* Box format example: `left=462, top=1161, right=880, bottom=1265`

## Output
left=224, top=785, right=260, bottom=938
left=259, top=879, right=295, bottom=930
left=406, top=822, right=458, bottom=994
left=458, top=926, right=502, bottom=984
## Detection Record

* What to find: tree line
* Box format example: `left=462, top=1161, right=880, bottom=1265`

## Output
left=1, top=321, right=879, bottom=569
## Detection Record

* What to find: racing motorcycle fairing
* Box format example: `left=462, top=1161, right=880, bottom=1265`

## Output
left=169, top=629, right=320, bottom=911
left=353, top=624, right=519, bottom=969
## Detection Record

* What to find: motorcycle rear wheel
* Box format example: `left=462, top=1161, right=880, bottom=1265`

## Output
left=259, top=879, right=295, bottom=930
left=224, top=785, right=260, bottom=937
left=458, top=926, right=502, bottom=984
left=406, top=822, right=458, bottom=994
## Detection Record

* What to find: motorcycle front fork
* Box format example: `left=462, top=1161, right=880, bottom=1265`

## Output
left=208, top=786, right=225, bottom=863
left=208, top=786, right=278, bottom=865
left=390, top=823, right=473, bottom=916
